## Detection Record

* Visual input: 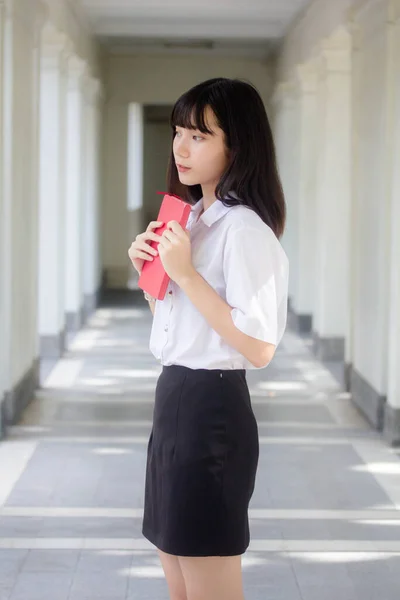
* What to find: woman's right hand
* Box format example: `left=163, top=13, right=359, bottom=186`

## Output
left=128, top=221, right=163, bottom=275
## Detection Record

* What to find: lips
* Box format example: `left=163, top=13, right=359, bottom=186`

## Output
left=177, top=164, right=191, bottom=173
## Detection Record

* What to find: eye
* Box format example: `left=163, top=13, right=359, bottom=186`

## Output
left=193, top=135, right=204, bottom=141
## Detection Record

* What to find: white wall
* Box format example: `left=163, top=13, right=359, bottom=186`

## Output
left=102, top=54, right=274, bottom=286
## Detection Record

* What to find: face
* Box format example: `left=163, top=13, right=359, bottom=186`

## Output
left=173, top=106, right=230, bottom=192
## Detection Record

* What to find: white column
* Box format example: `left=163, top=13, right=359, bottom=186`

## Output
left=93, top=86, right=103, bottom=300
left=292, top=61, right=318, bottom=333
left=127, top=103, right=144, bottom=212
left=348, top=14, right=362, bottom=391
left=29, top=0, right=45, bottom=379
left=82, top=76, right=101, bottom=319
left=350, top=2, right=396, bottom=432
left=127, top=102, right=144, bottom=290
left=0, top=0, right=15, bottom=425
left=37, top=22, right=68, bottom=358
left=271, top=82, right=300, bottom=311
left=87, top=85, right=102, bottom=302
left=0, top=0, right=42, bottom=425
left=313, top=27, right=352, bottom=361
left=65, top=54, right=85, bottom=332
left=386, top=11, right=400, bottom=437
left=0, top=0, right=8, bottom=431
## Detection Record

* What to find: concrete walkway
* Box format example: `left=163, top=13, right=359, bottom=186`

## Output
left=1, top=298, right=400, bottom=600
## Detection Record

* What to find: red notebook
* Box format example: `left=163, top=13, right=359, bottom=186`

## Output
left=138, top=193, right=192, bottom=300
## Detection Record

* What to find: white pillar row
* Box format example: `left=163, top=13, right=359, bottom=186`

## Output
left=82, top=76, right=101, bottom=320
left=65, top=54, right=86, bottom=332
left=37, top=22, right=69, bottom=358
left=291, top=60, right=318, bottom=335
left=313, top=26, right=352, bottom=363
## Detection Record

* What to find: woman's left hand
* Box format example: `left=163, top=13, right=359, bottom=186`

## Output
left=158, top=221, right=196, bottom=286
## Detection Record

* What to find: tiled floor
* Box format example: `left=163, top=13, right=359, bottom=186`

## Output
left=1, top=299, right=400, bottom=599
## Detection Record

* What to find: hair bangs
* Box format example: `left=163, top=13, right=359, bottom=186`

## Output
left=170, top=92, right=214, bottom=135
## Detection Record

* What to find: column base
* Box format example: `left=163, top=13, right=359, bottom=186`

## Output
left=66, top=307, right=84, bottom=332
left=83, top=292, right=97, bottom=322
left=312, top=332, right=345, bottom=361
left=344, top=362, right=352, bottom=392
left=80, top=303, right=86, bottom=326
left=286, top=300, right=312, bottom=334
left=349, top=366, right=385, bottom=431
left=1, top=358, right=40, bottom=430
left=383, top=404, right=400, bottom=447
left=39, top=327, right=66, bottom=359
left=0, top=391, right=6, bottom=440
left=293, top=313, right=312, bottom=334
left=95, top=285, right=102, bottom=308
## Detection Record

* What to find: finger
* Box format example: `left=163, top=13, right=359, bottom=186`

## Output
left=146, top=220, right=163, bottom=232
left=133, top=251, right=154, bottom=262
left=167, top=220, right=183, bottom=235
left=162, top=229, right=176, bottom=243
left=139, top=242, right=158, bottom=256
left=143, top=231, right=163, bottom=243
left=158, top=236, right=170, bottom=248
left=168, top=221, right=189, bottom=242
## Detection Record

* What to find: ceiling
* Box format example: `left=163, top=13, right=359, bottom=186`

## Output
left=78, top=0, right=312, bottom=59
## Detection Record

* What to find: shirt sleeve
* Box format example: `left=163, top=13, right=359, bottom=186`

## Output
left=223, top=226, right=289, bottom=346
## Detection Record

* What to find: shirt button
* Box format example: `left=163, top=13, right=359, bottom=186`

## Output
left=168, top=290, right=172, bottom=295
left=164, top=325, right=168, bottom=332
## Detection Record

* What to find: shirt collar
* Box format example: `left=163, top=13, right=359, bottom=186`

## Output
left=190, top=194, right=236, bottom=228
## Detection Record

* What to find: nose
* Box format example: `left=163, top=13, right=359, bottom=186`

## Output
left=174, top=134, right=189, bottom=159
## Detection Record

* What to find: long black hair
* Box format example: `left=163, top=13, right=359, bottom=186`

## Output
left=166, top=77, right=286, bottom=239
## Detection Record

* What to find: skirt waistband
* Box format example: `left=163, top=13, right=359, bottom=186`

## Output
left=162, top=364, right=246, bottom=376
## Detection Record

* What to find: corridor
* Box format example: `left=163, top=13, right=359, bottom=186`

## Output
left=0, top=298, right=399, bottom=600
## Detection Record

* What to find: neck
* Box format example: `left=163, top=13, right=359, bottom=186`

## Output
left=201, top=184, right=217, bottom=211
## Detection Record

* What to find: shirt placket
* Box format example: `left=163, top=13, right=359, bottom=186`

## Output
left=159, top=212, right=195, bottom=362
left=159, top=285, right=174, bottom=362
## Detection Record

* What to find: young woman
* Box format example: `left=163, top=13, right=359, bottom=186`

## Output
left=128, top=77, right=289, bottom=600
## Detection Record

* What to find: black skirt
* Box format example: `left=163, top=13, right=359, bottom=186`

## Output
left=142, top=364, right=259, bottom=557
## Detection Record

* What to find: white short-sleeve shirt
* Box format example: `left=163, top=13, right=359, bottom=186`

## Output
left=149, top=196, right=289, bottom=370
